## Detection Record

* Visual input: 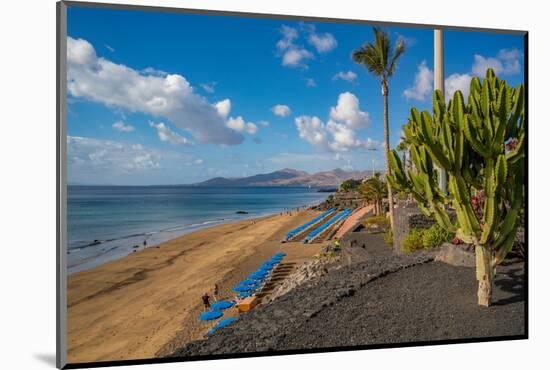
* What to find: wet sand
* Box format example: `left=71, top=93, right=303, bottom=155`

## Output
left=67, top=210, right=324, bottom=364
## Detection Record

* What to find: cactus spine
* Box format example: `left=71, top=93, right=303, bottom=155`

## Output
left=387, top=69, right=525, bottom=306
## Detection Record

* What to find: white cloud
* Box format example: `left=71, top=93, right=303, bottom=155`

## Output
left=295, top=116, right=327, bottom=146
left=306, top=78, right=317, bottom=87
left=104, top=44, right=115, bottom=52
left=149, top=121, right=193, bottom=146
left=226, top=116, right=258, bottom=134
left=67, top=37, right=244, bottom=146
left=112, top=120, right=135, bottom=132
left=282, top=48, right=313, bottom=67
left=276, top=25, right=298, bottom=51
left=67, top=136, right=163, bottom=172
left=258, top=120, right=270, bottom=127
left=271, top=104, right=291, bottom=117
left=472, top=55, right=503, bottom=77
left=332, top=71, right=358, bottom=83
left=276, top=25, right=314, bottom=68
left=200, top=82, right=217, bottom=93
left=214, top=99, right=231, bottom=119
left=295, top=92, right=374, bottom=152
left=445, top=73, right=472, bottom=100
left=472, top=48, right=523, bottom=77
left=329, top=92, right=370, bottom=129
left=403, top=60, right=434, bottom=101
left=194, top=158, right=204, bottom=165
left=308, top=31, right=337, bottom=53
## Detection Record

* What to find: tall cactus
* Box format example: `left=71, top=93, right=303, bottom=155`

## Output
left=387, top=69, right=525, bottom=306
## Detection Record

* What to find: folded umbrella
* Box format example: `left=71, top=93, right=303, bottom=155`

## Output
left=211, top=300, right=235, bottom=310
left=199, top=310, right=223, bottom=321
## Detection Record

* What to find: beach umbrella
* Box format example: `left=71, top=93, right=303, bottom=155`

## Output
left=248, top=274, right=265, bottom=281
left=239, top=279, right=258, bottom=286
left=237, top=291, right=254, bottom=299
left=207, top=317, right=239, bottom=335
left=258, top=264, right=274, bottom=271
left=232, top=285, right=254, bottom=293
left=199, top=310, right=223, bottom=321
left=251, top=270, right=269, bottom=278
left=211, top=300, right=235, bottom=311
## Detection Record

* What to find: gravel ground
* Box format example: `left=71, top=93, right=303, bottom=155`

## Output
left=170, top=236, right=525, bottom=358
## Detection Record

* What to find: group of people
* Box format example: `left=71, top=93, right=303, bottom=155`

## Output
left=201, top=284, right=219, bottom=310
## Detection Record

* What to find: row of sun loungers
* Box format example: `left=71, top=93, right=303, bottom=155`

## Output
left=303, top=209, right=352, bottom=243
left=198, top=253, right=287, bottom=335
left=284, top=208, right=335, bottom=241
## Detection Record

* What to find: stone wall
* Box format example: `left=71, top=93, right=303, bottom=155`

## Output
left=392, top=204, right=456, bottom=252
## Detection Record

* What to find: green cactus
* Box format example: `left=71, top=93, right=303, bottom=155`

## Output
left=387, top=69, right=525, bottom=306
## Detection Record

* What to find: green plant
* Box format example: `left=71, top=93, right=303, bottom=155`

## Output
left=422, top=224, right=452, bottom=249
left=339, top=178, right=362, bottom=192
left=353, top=27, right=406, bottom=232
left=387, top=69, right=525, bottom=306
left=363, top=215, right=389, bottom=228
left=401, top=228, right=425, bottom=253
left=359, top=173, right=388, bottom=215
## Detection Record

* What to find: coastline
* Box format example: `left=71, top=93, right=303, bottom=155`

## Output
left=68, top=209, right=294, bottom=275
left=67, top=185, right=329, bottom=275
left=67, top=209, right=326, bottom=364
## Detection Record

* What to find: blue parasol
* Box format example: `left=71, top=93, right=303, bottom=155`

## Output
left=207, top=317, right=239, bottom=335
left=211, top=300, right=235, bottom=310
left=240, top=279, right=258, bottom=286
left=237, top=291, right=254, bottom=299
left=199, top=310, right=223, bottom=321
left=232, top=285, right=254, bottom=293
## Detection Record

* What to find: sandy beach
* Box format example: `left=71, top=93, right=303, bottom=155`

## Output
left=67, top=209, right=325, bottom=364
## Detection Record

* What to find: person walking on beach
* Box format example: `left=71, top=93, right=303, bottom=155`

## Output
left=202, top=292, right=211, bottom=310
left=143, top=239, right=147, bottom=248
left=213, top=284, right=219, bottom=302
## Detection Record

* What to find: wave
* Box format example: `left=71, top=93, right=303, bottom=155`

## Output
left=67, top=217, right=232, bottom=251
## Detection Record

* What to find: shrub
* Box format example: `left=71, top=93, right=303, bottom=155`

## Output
left=422, top=224, right=453, bottom=249
left=363, top=215, right=389, bottom=228
left=401, top=228, right=425, bottom=253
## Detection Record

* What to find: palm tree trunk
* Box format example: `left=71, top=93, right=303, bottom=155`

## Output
left=382, top=80, right=396, bottom=236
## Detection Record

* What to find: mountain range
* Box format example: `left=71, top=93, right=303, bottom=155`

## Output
left=195, top=168, right=372, bottom=187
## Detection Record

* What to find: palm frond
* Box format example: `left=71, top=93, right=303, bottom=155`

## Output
left=388, top=38, right=406, bottom=77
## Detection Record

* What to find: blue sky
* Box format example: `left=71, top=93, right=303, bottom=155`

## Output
left=66, top=6, right=525, bottom=185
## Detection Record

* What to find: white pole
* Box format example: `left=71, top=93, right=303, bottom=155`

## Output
left=434, top=29, right=447, bottom=194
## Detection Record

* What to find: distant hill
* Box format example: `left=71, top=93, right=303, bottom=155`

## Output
left=195, top=168, right=372, bottom=187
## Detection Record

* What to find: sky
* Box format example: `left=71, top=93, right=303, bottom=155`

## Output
left=66, top=6, right=525, bottom=185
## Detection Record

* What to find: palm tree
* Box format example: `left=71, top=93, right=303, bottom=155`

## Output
left=396, top=140, right=408, bottom=171
left=353, top=27, right=405, bottom=233
left=359, top=173, right=387, bottom=216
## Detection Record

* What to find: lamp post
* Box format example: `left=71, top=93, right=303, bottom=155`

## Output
left=368, top=148, right=378, bottom=177
left=434, top=28, right=447, bottom=194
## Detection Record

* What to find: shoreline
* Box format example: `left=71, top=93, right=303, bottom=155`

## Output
left=67, top=209, right=326, bottom=364
left=68, top=204, right=316, bottom=275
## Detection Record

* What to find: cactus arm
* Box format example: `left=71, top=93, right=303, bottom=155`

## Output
left=464, top=116, right=491, bottom=158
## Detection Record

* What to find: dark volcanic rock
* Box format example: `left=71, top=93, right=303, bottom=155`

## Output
left=169, top=235, right=525, bottom=358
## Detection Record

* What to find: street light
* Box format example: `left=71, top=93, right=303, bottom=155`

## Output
left=367, top=148, right=378, bottom=177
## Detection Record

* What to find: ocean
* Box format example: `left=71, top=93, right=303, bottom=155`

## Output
left=67, top=185, right=330, bottom=274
